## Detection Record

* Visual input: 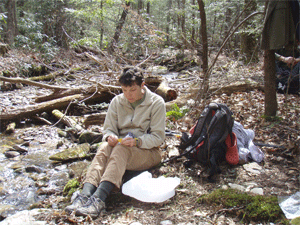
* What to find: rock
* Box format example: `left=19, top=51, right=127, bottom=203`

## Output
left=0, top=145, right=11, bottom=154
left=25, top=165, right=43, bottom=174
left=68, top=160, right=90, bottom=178
left=49, top=171, right=69, bottom=187
left=228, top=183, right=246, bottom=192
left=5, top=122, right=16, bottom=134
left=91, top=142, right=102, bottom=152
left=160, top=220, right=173, bottom=225
left=4, top=150, right=20, bottom=158
left=49, top=143, right=91, bottom=161
left=0, top=209, right=50, bottom=225
left=78, top=131, right=102, bottom=144
left=57, top=129, right=68, bottom=138
left=243, top=162, right=263, bottom=175
left=250, top=187, right=264, bottom=195
left=12, top=144, right=28, bottom=154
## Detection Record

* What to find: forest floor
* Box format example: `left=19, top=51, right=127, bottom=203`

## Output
left=0, top=49, right=299, bottom=225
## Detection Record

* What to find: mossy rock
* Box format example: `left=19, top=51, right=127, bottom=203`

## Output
left=49, top=143, right=91, bottom=161
left=197, top=188, right=285, bottom=223
left=79, top=131, right=103, bottom=144
left=63, top=178, right=80, bottom=196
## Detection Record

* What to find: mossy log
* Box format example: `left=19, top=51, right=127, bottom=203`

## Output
left=52, top=109, right=84, bottom=134
left=29, top=70, right=65, bottom=81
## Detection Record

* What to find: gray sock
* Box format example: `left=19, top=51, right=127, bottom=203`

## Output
left=81, top=182, right=97, bottom=197
left=92, top=181, right=115, bottom=202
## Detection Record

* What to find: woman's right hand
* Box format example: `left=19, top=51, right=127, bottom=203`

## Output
left=107, top=135, right=118, bottom=147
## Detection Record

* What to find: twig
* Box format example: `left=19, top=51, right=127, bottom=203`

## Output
left=78, top=85, right=98, bottom=104
left=51, top=99, right=75, bottom=128
left=209, top=206, right=245, bottom=217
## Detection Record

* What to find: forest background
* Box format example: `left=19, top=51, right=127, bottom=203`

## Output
left=1, top=0, right=264, bottom=76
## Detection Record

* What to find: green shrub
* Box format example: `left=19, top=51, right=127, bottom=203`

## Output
left=166, top=103, right=189, bottom=121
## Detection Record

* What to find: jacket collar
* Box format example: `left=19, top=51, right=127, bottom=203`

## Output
left=120, top=86, right=153, bottom=106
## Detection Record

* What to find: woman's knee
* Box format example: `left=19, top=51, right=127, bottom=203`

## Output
left=95, top=142, right=112, bottom=157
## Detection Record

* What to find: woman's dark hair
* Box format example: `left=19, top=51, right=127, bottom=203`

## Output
left=118, top=67, right=144, bottom=86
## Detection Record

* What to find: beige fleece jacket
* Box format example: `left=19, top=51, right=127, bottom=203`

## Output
left=102, top=86, right=166, bottom=149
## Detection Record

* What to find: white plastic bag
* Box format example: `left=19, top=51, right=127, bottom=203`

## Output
left=279, top=192, right=300, bottom=219
left=122, top=171, right=181, bottom=203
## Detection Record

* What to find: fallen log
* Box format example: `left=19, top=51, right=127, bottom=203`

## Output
left=0, top=94, right=85, bottom=121
left=83, top=112, right=107, bottom=128
left=0, top=76, right=68, bottom=91
left=209, top=80, right=264, bottom=95
left=52, top=109, right=84, bottom=134
left=29, top=70, right=66, bottom=81
left=155, top=80, right=177, bottom=102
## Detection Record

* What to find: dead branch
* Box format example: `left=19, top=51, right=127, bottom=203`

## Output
left=0, top=76, right=68, bottom=91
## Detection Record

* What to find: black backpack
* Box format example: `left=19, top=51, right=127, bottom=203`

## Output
left=178, top=103, right=235, bottom=179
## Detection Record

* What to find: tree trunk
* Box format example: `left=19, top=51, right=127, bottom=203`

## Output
left=224, top=0, right=232, bottom=50
left=191, top=0, right=196, bottom=47
left=108, top=1, right=131, bottom=54
left=166, top=0, right=172, bottom=45
left=240, top=0, right=257, bottom=62
left=54, top=0, right=68, bottom=48
left=100, top=0, right=104, bottom=49
left=197, top=0, right=209, bottom=95
left=264, top=49, right=277, bottom=116
left=181, top=0, right=186, bottom=48
left=146, top=1, right=150, bottom=22
left=5, top=0, right=18, bottom=44
left=138, top=0, right=143, bottom=14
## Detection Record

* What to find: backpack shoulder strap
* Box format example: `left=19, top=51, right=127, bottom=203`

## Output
left=179, top=103, right=219, bottom=150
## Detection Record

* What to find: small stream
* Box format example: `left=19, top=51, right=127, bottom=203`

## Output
left=0, top=125, right=89, bottom=220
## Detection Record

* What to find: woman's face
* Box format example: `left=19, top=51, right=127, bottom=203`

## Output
left=121, top=82, right=145, bottom=103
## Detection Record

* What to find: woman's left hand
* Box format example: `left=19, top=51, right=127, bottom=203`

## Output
left=120, top=137, right=136, bottom=147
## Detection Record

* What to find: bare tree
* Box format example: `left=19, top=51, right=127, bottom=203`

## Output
left=240, top=0, right=257, bottom=62
left=5, top=0, right=18, bottom=45
left=197, top=0, right=208, bottom=95
left=108, top=1, right=131, bottom=54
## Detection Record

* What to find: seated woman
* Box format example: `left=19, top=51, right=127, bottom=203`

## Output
left=65, top=67, right=166, bottom=219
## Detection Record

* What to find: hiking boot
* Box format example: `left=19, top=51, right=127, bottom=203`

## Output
left=65, top=193, right=89, bottom=213
left=75, top=196, right=105, bottom=219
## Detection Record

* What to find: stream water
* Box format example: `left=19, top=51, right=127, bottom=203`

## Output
left=0, top=125, right=80, bottom=220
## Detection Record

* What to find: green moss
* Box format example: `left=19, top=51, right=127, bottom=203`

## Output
left=63, top=178, right=80, bottom=196
left=291, top=217, right=300, bottom=225
left=197, top=188, right=285, bottom=223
